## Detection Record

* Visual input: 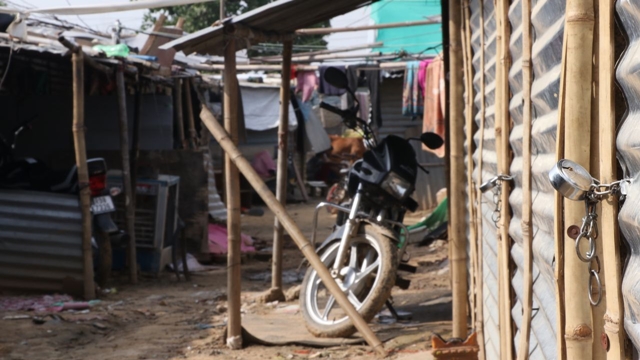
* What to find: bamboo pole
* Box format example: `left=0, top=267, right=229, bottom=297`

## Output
left=254, top=42, right=383, bottom=62
left=174, top=78, right=186, bottom=149
left=71, top=51, right=96, bottom=300
left=475, top=0, right=487, bottom=357
left=598, top=1, right=628, bottom=358
left=269, top=39, right=293, bottom=301
left=131, top=81, right=142, bottom=196
left=197, top=101, right=387, bottom=358
left=449, top=0, right=469, bottom=340
left=223, top=38, right=243, bottom=350
left=461, top=0, right=477, bottom=329
left=516, top=0, right=534, bottom=359
left=563, top=0, right=595, bottom=358
left=495, top=0, right=513, bottom=358
left=184, top=78, right=198, bottom=150
left=590, top=3, right=607, bottom=359
left=115, top=66, right=138, bottom=285
left=554, top=25, right=569, bottom=360
left=295, top=19, right=440, bottom=35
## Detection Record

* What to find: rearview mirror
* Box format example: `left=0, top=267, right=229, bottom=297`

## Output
left=420, top=132, right=444, bottom=150
left=324, top=67, right=349, bottom=90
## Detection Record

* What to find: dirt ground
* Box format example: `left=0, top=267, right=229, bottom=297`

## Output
left=0, top=201, right=452, bottom=360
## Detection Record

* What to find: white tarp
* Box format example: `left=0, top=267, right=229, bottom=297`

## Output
left=241, top=84, right=298, bottom=131
left=0, top=0, right=212, bottom=15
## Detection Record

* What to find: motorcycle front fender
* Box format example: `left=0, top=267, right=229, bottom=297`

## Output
left=315, top=220, right=399, bottom=255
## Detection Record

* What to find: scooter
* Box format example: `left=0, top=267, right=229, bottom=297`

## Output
left=0, top=118, right=127, bottom=286
left=299, top=67, right=444, bottom=338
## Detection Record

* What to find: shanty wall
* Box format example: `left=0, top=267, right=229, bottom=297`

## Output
left=616, top=0, right=640, bottom=350
left=465, top=0, right=564, bottom=358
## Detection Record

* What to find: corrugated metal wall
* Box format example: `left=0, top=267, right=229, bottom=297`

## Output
left=615, top=0, right=640, bottom=350
left=0, top=190, right=84, bottom=292
left=469, top=0, right=500, bottom=358
left=465, top=0, right=563, bottom=358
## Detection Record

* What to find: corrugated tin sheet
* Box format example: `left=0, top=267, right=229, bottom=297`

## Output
left=508, top=1, right=559, bottom=358
left=0, top=190, right=84, bottom=292
left=615, top=0, right=640, bottom=350
left=162, top=0, right=377, bottom=55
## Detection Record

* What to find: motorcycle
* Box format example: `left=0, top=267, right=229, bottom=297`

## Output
left=299, top=67, right=444, bottom=338
left=0, top=118, right=127, bottom=286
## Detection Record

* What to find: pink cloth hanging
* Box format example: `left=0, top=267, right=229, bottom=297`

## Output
left=295, top=70, right=318, bottom=102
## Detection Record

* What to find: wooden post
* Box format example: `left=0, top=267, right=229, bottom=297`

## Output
left=115, top=66, right=138, bottom=285
left=184, top=78, right=198, bottom=150
left=71, top=51, right=96, bottom=300
left=174, top=78, right=186, bottom=149
left=495, top=0, right=513, bottom=358
left=516, top=0, right=534, bottom=359
left=598, top=1, right=628, bottom=358
left=461, top=0, right=477, bottom=329
left=131, top=81, right=142, bottom=196
left=223, top=38, right=243, bottom=350
left=269, top=39, right=293, bottom=302
left=448, top=0, right=468, bottom=340
left=475, top=1, right=487, bottom=357
left=563, top=0, right=595, bottom=358
left=197, top=102, right=387, bottom=358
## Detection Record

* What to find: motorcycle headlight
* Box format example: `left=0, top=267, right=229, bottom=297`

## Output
left=381, top=172, right=411, bottom=199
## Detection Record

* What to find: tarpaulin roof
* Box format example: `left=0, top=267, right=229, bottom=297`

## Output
left=161, top=0, right=378, bottom=56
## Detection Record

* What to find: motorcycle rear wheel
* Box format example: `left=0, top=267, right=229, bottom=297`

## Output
left=300, top=226, right=397, bottom=338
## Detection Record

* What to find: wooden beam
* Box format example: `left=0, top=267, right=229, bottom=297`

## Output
left=495, top=0, right=514, bottom=358
left=270, top=39, right=293, bottom=302
left=58, top=36, right=114, bottom=75
left=516, top=0, right=534, bottom=358
left=254, top=42, right=384, bottom=62
left=197, top=99, right=387, bottom=358
left=71, top=50, right=96, bottom=300
left=598, top=1, right=628, bottom=359
left=223, top=37, right=243, bottom=350
left=174, top=78, right=186, bottom=149
left=449, top=0, right=468, bottom=340
left=475, top=0, right=487, bottom=357
left=140, top=13, right=166, bottom=55
left=563, top=0, right=595, bottom=358
left=295, top=19, right=440, bottom=35
left=115, top=65, right=138, bottom=285
left=184, top=78, right=198, bottom=149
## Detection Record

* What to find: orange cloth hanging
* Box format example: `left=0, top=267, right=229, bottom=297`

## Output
left=422, top=55, right=446, bottom=157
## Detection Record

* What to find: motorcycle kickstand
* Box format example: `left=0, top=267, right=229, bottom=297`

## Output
left=385, top=300, right=412, bottom=321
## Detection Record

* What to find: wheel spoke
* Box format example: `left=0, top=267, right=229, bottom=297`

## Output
left=355, top=260, right=380, bottom=282
left=361, top=248, right=375, bottom=271
left=349, top=243, right=359, bottom=267
left=321, top=295, right=336, bottom=320
left=348, top=290, right=363, bottom=308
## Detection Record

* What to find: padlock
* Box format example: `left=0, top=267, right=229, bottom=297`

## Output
left=548, top=159, right=594, bottom=201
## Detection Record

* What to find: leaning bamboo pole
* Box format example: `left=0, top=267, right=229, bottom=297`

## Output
left=449, top=0, right=469, bottom=340
left=223, top=38, right=243, bottom=350
left=71, top=50, right=96, bottom=300
left=598, top=1, right=628, bottom=358
left=495, top=0, right=513, bottom=358
left=269, top=39, right=293, bottom=301
left=461, top=0, right=477, bottom=329
left=516, top=0, right=534, bottom=359
left=563, top=0, right=595, bottom=358
left=115, top=65, right=138, bottom=285
left=197, top=101, right=387, bottom=358
left=475, top=0, right=487, bottom=357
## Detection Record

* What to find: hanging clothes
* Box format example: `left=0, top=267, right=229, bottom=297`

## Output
left=346, top=64, right=382, bottom=127
left=355, top=89, right=371, bottom=123
left=402, top=61, right=423, bottom=117
left=422, top=56, right=446, bottom=157
left=319, top=65, right=347, bottom=96
left=418, top=59, right=433, bottom=98
left=295, top=70, right=317, bottom=103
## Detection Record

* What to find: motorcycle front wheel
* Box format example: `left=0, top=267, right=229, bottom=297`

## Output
left=300, top=227, right=397, bottom=338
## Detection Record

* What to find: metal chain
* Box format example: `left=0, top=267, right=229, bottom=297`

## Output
left=491, top=182, right=502, bottom=226
left=574, top=198, right=602, bottom=306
